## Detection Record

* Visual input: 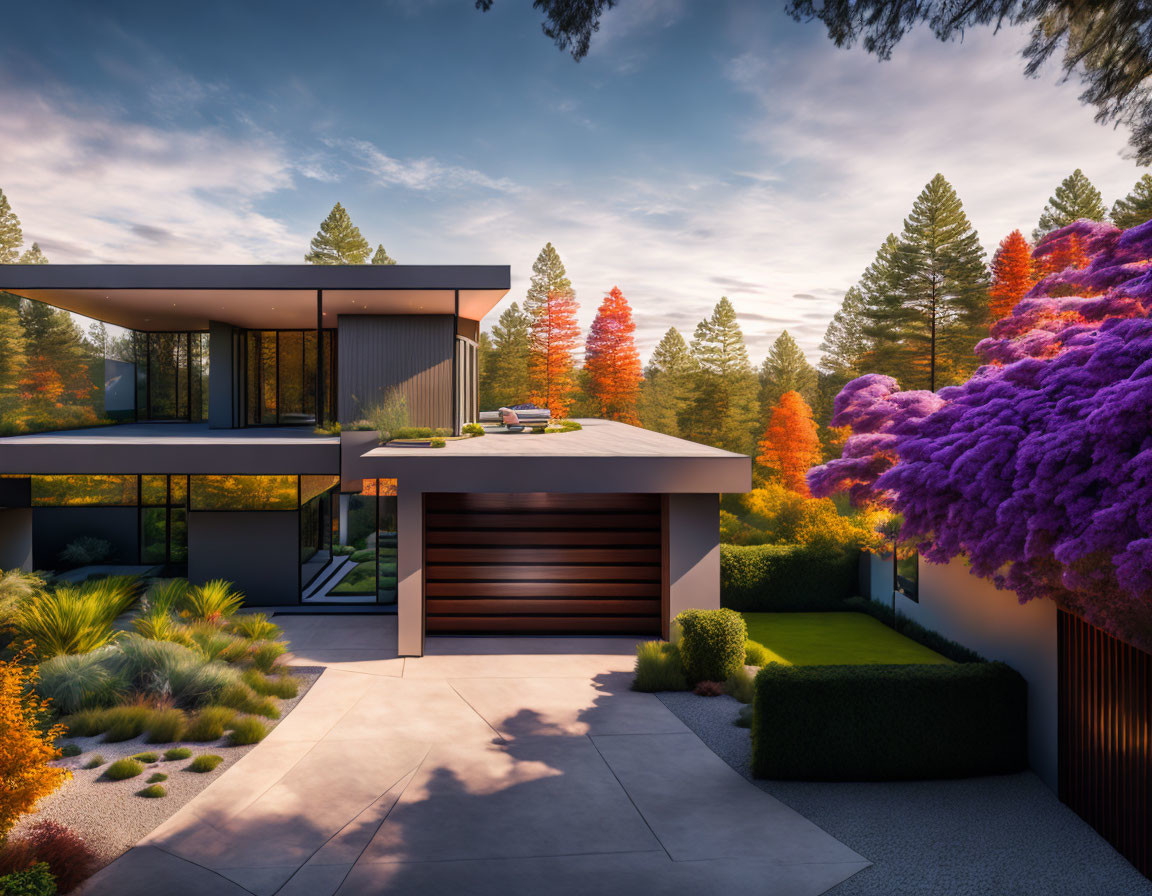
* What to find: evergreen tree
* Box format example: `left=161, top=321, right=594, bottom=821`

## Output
left=477, top=331, right=495, bottom=409
left=818, top=286, right=868, bottom=394
left=1033, top=169, right=1107, bottom=241
left=989, top=229, right=1036, bottom=320
left=682, top=297, right=760, bottom=454
left=528, top=288, right=581, bottom=417
left=18, top=243, right=47, bottom=264
left=0, top=188, right=23, bottom=264
left=0, top=293, right=26, bottom=429
left=86, top=321, right=109, bottom=356
left=584, top=286, right=642, bottom=423
left=758, top=330, right=817, bottom=421
left=481, top=302, right=533, bottom=409
left=1111, top=174, right=1152, bottom=229
left=525, top=243, right=572, bottom=321
left=371, top=244, right=397, bottom=265
left=305, top=203, right=371, bottom=264
left=638, top=327, right=696, bottom=437
left=855, top=233, right=906, bottom=379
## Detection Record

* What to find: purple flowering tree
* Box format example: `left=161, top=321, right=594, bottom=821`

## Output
left=810, top=219, right=1152, bottom=648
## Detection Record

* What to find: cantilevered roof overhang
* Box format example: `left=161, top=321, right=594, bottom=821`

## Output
left=0, top=264, right=511, bottom=331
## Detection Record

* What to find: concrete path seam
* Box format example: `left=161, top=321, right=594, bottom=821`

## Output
left=446, top=679, right=510, bottom=744
left=585, top=734, right=676, bottom=863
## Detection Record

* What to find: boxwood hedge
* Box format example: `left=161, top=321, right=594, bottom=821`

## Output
left=721, top=544, right=857, bottom=611
left=675, top=608, right=747, bottom=684
left=751, top=661, right=1027, bottom=780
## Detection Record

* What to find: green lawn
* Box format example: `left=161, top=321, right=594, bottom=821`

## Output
left=742, top=612, right=952, bottom=666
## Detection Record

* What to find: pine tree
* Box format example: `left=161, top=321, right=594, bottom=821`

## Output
left=0, top=188, right=23, bottom=264
left=584, top=286, right=642, bottom=423
left=682, top=297, right=760, bottom=454
left=18, top=243, right=47, bottom=264
left=989, top=229, right=1035, bottom=320
left=371, top=244, right=397, bottom=265
left=482, top=302, right=533, bottom=408
left=1033, top=169, right=1107, bottom=241
left=855, top=233, right=906, bottom=380
left=888, top=174, right=989, bottom=391
left=305, top=203, right=371, bottom=264
left=528, top=288, right=581, bottom=417
left=477, top=331, right=495, bottom=410
left=0, top=293, right=27, bottom=427
left=638, top=327, right=696, bottom=437
left=758, top=330, right=817, bottom=422
left=756, top=390, right=822, bottom=495
left=1111, top=174, right=1152, bottom=229
left=525, top=243, right=572, bottom=321
left=817, top=285, right=869, bottom=415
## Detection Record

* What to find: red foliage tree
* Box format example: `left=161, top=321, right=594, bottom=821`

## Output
left=989, top=229, right=1036, bottom=320
left=528, top=287, right=581, bottom=418
left=756, top=390, right=822, bottom=495
left=584, top=286, right=642, bottom=423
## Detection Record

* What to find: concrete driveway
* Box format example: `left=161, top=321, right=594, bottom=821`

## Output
left=80, top=616, right=868, bottom=895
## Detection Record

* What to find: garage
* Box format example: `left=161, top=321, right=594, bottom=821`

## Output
left=423, top=492, right=664, bottom=635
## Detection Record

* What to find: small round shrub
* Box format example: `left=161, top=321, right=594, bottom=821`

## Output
left=61, top=708, right=111, bottom=738
left=187, top=754, right=223, bottom=773
left=82, top=755, right=104, bottom=770
left=183, top=706, right=236, bottom=742
left=251, top=641, right=286, bottom=673
left=462, top=422, right=485, bottom=437
left=215, top=683, right=280, bottom=720
left=144, top=708, right=186, bottom=744
left=227, top=716, right=268, bottom=746
left=735, top=704, right=754, bottom=728
left=745, top=639, right=772, bottom=667
left=146, top=772, right=168, bottom=783
left=36, top=650, right=123, bottom=714
left=102, top=758, right=144, bottom=780
left=227, top=613, right=282, bottom=642
left=163, top=747, right=192, bottom=761
left=101, top=706, right=154, bottom=742
left=429, top=437, right=446, bottom=448
left=242, top=669, right=298, bottom=700
left=675, top=608, right=748, bottom=685
left=129, top=752, right=159, bottom=764
left=136, top=784, right=166, bottom=798
left=59, top=743, right=81, bottom=758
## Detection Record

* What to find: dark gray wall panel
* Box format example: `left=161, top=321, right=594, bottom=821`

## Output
left=208, top=321, right=236, bottom=429
left=338, top=315, right=453, bottom=429
left=0, top=509, right=33, bottom=570
left=33, top=507, right=139, bottom=568
left=188, top=511, right=299, bottom=607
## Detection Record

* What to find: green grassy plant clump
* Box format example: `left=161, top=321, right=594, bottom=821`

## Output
left=102, top=758, right=144, bottom=780
left=144, top=708, right=187, bottom=744
left=163, top=747, right=192, bottom=761
left=101, top=706, right=155, bottom=742
left=720, top=544, right=858, bottom=612
left=0, top=863, right=55, bottom=896
left=82, top=755, right=104, bottom=770
left=724, top=667, right=755, bottom=704
left=16, top=575, right=142, bottom=657
left=227, top=613, right=281, bottom=642
left=632, top=641, right=688, bottom=692
left=428, top=437, right=446, bottom=448
left=187, top=754, right=223, bottom=773
left=392, top=426, right=438, bottom=439
left=146, top=772, right=168, bottom=783
left=226, top=716, right=268, bottom=746
left=61, top=708, right=109, bottom=738
left=251, top=641, right=286, bottom=673
left=216, top=682, right=280, bottom=719
left=243, top=668, right=298, bottom=699
left=112, top=635, right=239, bottom=707
left=136, top=784, right=166, bottom=798
left=675, top=609, right=747, bottom=684
left=35, top=649, right=124, bottom=714
left=129, top=752, right=158, bottom=763
left=183, top=707, right=236, bottom=742
left=179, top=579, right=244, bottom=624
left=750, top=662, right=1028, bottom=780
left=462, top=422, right=485, bottom=436
left=744, top=640, right=771, bottom=667
left=58, top=743, right=81, bottom=758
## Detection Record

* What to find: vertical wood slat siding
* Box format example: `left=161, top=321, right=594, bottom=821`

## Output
left=424, top=493, right=662, bottom=635
left=336, top=316, right=453, bottom=428
left=1058, top=609, right=1152, bottom=878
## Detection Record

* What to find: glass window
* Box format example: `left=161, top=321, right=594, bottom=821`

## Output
left=243, top=330, right=335, bottom=426
left=300, top=474, right=339, bottom=506
left=141, top=475, right=168, bottom=506
left=31, top=474, right=137, bottom=507
left=894, top=545, right=919, bottom=601
left=189, top=475, right=298, bottom=511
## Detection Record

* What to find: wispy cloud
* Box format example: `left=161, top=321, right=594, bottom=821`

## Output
left=331, top=138, right=521, bottom=193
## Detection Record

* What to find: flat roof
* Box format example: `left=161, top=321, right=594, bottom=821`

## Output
left=0, top=264, right=510, bottom=331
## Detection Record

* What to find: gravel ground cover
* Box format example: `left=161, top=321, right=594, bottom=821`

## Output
left=13, top=667, right=323, bottom=869
left=657, top=691, right=1152, bottom=896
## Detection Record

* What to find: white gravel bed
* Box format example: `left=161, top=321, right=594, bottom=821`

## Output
left=13, top=666, right=323, bottom=869
left=657, top=691, right=1152, bottom=896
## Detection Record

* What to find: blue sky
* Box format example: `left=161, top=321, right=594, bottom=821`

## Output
left=1, top=0, right=1144, bottom=363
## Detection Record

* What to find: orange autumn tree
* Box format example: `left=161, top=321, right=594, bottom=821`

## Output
left=528, top=287, right=581, bottom=417
left=756, top=390, right=822, bottom=495
left=584, top=286, right=642, bottom=423
left=0, top=654, right=69, bottom=841
left=989, top=229, right=1036, bottom=321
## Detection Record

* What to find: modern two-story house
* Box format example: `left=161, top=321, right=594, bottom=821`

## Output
left=0, top=265, right=750, bottom=656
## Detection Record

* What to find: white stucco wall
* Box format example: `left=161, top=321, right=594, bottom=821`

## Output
left=867, top=552, right=1059, bottom=791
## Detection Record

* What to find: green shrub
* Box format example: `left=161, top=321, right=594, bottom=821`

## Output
left=632, top=641, right=688, bottom=692
left=136, top=784, right=166, bottom=798
left=183, top=707, right=235, bottom=742
left=251, top=641, right=286, bottom=673
left=144, top=708, right=187, bottom=744
left=842, top=596, right=986, bottom=663
left=332, top=544, right=355, bottom=556
left=215, top=683, right=280, bottom=719
left=735, top=703, right=754, bottom=728
left=750, top=662, right=1028, bottom=780
left=720, top=544, right=858, bottom=611
left=429, top=437, right=446, bottom=448
left=462, top=422, right=485, bottom=436
left=675, top=609, right=747, bottom=684
left=101, top=706, right=155, bottom=742
left=111, top=636, right=239, bottom=707
left=365, top=386, right=409, bottom=442
left=102, top=758, right=144, bottom=780
left=179, top=580, right=244, bottom=623
left=61, top=709, right=110, bottom=738
left=744, top=639, right=771, bottom=667
left=146, top=772, right=168, bottom=783
left=724, top=667, right=755, bottom=704
left=184, top=624, right=248, bottom=663
left=35, top=650, right=122, bottom=714
left=0, top=862, right=55, bottom=896
left=17, top=585, right=124, bottom=658
left=392, top=426, right=436, bottom=439
left=58, top=743, right=81, bottom=758
left=82, top=755, right=104, bottom=770
left=162, top=747, right=192, bottom=761
left=129, top=751, right=158, bottom=763
left=243, top=668, right=298, bottom=699
left=227, top=613, right=281, bottom=642
left=58, top=535, right=111, bottom=568
left=227, top=716, right=268, bottom=746
left=349, top=549, right=375, bottom=563
left=187, top=754, right=223, bottom=773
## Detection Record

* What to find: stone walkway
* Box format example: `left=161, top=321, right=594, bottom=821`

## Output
left=80, top=616, right=867, bottom=895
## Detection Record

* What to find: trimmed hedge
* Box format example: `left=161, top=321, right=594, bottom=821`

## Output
left=751, top=662, right=1027, bottom=780
left=721, top=544, right=858, bottom=611
left=676, top=609, right=747, bottom=683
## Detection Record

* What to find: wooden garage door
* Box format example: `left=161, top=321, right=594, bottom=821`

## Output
left=424, top=493, right=663, bottom=635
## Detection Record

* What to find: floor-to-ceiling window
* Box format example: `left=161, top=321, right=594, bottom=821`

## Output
left=133, top=332, right=208, bottom=422
left=325, top=479, right=397, bottom=606
left=243, top=329, right=335, bottom=426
